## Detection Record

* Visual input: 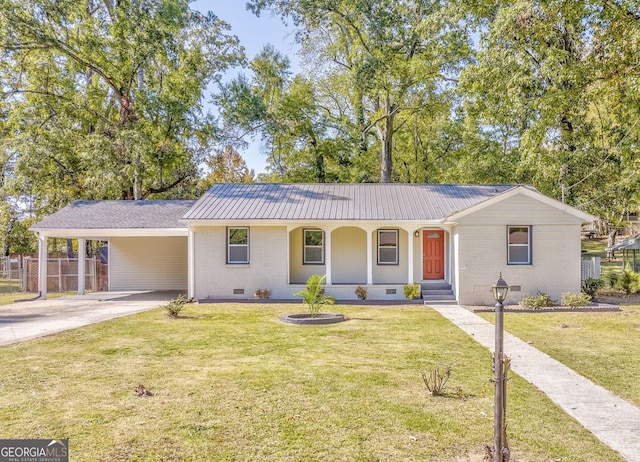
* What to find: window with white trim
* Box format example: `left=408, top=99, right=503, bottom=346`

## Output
left=303, top=229, right=324, bottom=264
left=378, top=229, right=398, bottom=265
left=507, top=226, right=531, bottom=265
left=227, top=227, right=249, bottom=264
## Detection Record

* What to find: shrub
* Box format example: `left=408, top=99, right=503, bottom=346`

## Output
left=403, top=283, right=421, bottom=300
left=617, top=264, right=640, bottom=295
left=421, top=367, right=451, bottom=396
left=581, top=278, right=603, bottom=298
left=561, top=292, right=591, bottom=307
left=605, top=271, right=619, bottom=289
left=254, top=289, right=271, bottom=299
left=519, top=292, right=554, bottom=309
left=355, top=286, right=367, bottom=300
left=164, top=295, right=186, bottom=318
left=293, top=274, right=335, bottom=318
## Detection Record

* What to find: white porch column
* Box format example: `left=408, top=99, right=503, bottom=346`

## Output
left=365, top=227, right=375, bottom=285
left=324, top=228, right=333, bottom=285
left=77, top=238, right=86, bottom=295
left=188, top=227, right=195, bottom=299
left=37, top=233, right=48, bottom=300
left=406, top=228, right=418, bottom=284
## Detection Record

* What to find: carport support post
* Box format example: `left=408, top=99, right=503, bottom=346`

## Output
left=77, top=238, right=86, bottom=295
left=37, top=233, right=48, bottom=300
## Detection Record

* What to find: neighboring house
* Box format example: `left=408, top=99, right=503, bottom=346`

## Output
left=31, top=183, right=594, bottom=305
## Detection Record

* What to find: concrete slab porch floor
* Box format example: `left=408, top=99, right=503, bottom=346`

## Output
left=0, top=291, right=180, bottom=347
left=429, top=304, right=640, bottom=462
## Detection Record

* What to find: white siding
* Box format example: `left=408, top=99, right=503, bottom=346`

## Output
left=110, top=237, right=188, bottom=290
left=457, top=194, right=585, bottom=226
left=193, top=226, right=289, bottom=300
left=289, top=227, right=326, bottom=284
left=331, top=227, right=367, bottom=284
left=373, top=228, right=408, bottom=283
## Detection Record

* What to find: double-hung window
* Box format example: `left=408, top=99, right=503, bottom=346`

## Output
left=507, top=226, right=531, bottom=265
left=303, top=229, right=324, bottom=264
left=378, top=229, right=399, bottom=265
left=228, top=227, right=249, bottom=264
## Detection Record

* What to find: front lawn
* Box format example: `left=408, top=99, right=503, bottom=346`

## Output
left=0, top=303, right=624, bottom=461
left=478, top=306, right=640, bottom=408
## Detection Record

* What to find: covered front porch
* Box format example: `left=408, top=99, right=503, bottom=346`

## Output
left=286, top=224, right=454, bottom=299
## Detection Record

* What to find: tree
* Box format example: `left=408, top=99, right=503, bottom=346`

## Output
left=248, top=0, right=471, bottom=182
left=457, top=0, right=640, bottom=220
left=0, top=0, right=243, bottom=217
left=218, top=45, right=351, bottom=182
left=202, top=146, right=255, bottom=184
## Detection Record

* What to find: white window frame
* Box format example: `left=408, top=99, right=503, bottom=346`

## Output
left=303, top=229, right=325, bottom=265
left=227, top=227, right=249, bottom=264
left=507, top=226, right=532, bottom=265
left=377, top=229, right=399, bottom=265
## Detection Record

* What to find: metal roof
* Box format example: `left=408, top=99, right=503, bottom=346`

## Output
left=182, top=183, right=519, bottom=221
left=31, top=200, right=196, bottom=230
left=608, top=234, right=640, bottom=252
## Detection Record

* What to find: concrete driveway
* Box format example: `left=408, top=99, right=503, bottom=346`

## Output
left=0, top=291, right=180, bottom=347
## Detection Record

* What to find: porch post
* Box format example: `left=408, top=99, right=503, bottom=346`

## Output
left=366, top=228, right=373, bottom=285
left=407, top=228, right=417, bottom=284
left=187, top=227, right=195, bottom=299
left=37, top=233, right=48, bottom=300
left=325, top=228, right=333, bottom=285
left=77, top=238, right=86, bottom=295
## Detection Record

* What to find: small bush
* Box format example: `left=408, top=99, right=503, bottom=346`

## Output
left=294, top=274, right=335, bottom=318
left=561, top=292, right=591, bottom=307
left=581, top=277, right=603, bottom=298
left=254, top=289, right=271, bottom=299
left=605, top=271, right=619, bottom=289
left=355, top=286, right=368, bottom=300
left=617, top=265, right=640, bottom=295
left=403, top=283, right=421, bottom=300
left=164, top=295, right=186, bottom=318
left=519, top=292, right=554, bottom=309
left=422, top=367, right=451, bottom=396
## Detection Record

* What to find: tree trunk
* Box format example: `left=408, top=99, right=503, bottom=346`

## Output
left=377, top=97, right=396, bottom=183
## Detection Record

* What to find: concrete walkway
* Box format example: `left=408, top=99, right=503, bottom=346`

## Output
left=429, top=304, right=640, bottom=462
left=0, top=291, right=178, bottom=347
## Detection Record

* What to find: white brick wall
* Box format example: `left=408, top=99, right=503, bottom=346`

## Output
left=455, top=224, right=582, bottom=305
left=193, top=226, right=289, bottom=299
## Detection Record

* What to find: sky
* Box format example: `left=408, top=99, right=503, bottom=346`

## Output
left=192, top=1, right=300, bottom=175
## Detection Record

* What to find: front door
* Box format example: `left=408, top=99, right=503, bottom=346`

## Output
left=423, top=230, right=445, bottom=279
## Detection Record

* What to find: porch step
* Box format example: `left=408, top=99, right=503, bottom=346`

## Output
left=420, top=282, right=452, bottom=291
left=422, top=293, right=456, bottom=301
left=421, top=282, right=456, bottom=303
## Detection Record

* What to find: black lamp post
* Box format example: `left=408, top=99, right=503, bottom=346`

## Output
left=492, top=273, right=509, bottom=462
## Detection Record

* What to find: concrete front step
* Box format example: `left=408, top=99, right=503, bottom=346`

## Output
left=421, top=289, right=453, bottom=295
left=422, top=294, right=456, bottom=301
left=423, top=299, right=459, bottom=306
left=420, top=282, right=452, bottom=291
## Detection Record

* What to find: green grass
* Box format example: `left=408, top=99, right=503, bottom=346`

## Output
left=0, top=303, right=625, bottom=461
left=478, top=306, right=640, bottom=408
left=582, top=238, right=624, bottom=277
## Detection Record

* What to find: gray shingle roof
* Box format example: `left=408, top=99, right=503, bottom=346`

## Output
left=182, top=183, right=519, bottom=221
left=32, top=200, right=196, bottom=230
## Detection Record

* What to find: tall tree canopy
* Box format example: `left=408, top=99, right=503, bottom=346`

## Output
left=247, top=0, right=471, bottom=183
left=0, top=0, right=243, bottom=216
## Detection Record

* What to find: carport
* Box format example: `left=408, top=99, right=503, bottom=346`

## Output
left=30, top=200, right=195, bottom=299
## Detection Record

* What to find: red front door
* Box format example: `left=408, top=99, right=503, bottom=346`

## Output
left=423, top=230, right=445, bottom=279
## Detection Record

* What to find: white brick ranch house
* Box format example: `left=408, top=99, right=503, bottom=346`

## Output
left=31, top=183, right=594, bottom=305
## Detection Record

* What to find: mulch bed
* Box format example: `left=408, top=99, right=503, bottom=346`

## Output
left=471, top=305, right=620, bottom=313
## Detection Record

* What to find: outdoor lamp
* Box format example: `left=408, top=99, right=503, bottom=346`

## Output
left=492, top=273, right=509, bottom=303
